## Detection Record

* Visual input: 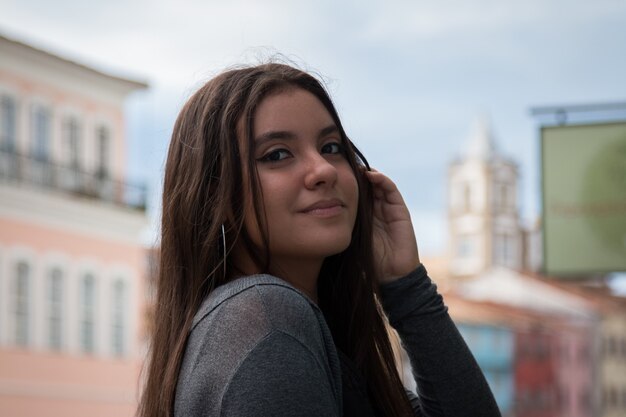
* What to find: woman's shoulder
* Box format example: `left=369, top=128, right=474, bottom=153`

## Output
left=185, top=274, right=331, bottom=369
left=175, top=275, right=342, bottom=416
left=193, top=274, right=320, bottom=336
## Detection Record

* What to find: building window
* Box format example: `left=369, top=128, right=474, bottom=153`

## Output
left=493, top=182, right=503, bottom=211
left=560, top=388, right=569, bottom=408
left=609, top=336, right=618, bottom=356
left=63, top=116, right=80, bottom=169
left=602, top=386, right=619, bottom=409
left=47, top=268, right=64, bottom=350
left=494, top=234, right=517, bottom=267
left=506, top=184, right=515, bottom=209
left=518, top=388, right=530, bottom=410
left=463, top=183, right=472, bottom=212
left=457, top=235, right=476, bottom=258
left=13, top=262, right=30, bottom=346
left=96, top=126, right=110, bottom=178
left=578, top=343, right=589, bottom=361
left=503, top=185, right=510, bottom=209
left=61, top=116, right=81, bottom=191
left=502, top=184, right=512, bottom=211
left=0, top=94, right=17, bottom=152
left=609, top=387, right=618, bottom=408
left=580, top=391, right=591, bottom=411
left=31, top=104, right=51, bottom=161
left=80, top=274, right=96, bottom=353
left=506, top=235, right=517, bottom=265
left=493, top=234, right=505, bottom=265
left=111, top=279, right=126, bottom=356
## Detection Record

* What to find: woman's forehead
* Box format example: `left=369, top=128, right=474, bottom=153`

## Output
left=253, top=89, right=335, bottom=135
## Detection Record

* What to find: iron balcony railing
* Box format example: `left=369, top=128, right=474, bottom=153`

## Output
left=0, top=148, right=147, bottom=211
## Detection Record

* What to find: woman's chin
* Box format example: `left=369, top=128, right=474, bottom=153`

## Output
left=272, top=236, right=352, bottom=261
left=313, top=237, right=353, bottom=259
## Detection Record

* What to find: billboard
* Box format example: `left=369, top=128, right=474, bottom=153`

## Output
left=542, top=122, right=626, bottom=276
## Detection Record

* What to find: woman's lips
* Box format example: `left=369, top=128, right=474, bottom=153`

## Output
left=300, top=199, right=345, bottom=217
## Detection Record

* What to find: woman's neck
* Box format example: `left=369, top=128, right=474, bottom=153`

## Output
left=268, top=257, right=321, bottom=303
left=231, top=245, right=321, bottom=303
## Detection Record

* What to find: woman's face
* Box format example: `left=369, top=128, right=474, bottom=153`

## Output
left=243, top=87, right=359, bottom=266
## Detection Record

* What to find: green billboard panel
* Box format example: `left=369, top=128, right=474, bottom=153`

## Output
left=542, top=122, right=626, bottom=276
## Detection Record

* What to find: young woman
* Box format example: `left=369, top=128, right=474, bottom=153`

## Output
left=138, top=63, right=500, bottom=417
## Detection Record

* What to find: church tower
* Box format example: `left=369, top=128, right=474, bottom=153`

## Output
left=447, top=116, right=523, bottom=277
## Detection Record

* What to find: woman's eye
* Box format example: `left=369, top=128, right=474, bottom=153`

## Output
left=321, top=142, right=343, bottom=155
left=260, top=149, right=291, bottom=162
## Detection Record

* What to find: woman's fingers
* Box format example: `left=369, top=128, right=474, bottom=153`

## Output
left=365, top=170, right=411, bottom=223
left=365, top=171, right=408, bottom=204
left=364, top=169, right=421, bottom=283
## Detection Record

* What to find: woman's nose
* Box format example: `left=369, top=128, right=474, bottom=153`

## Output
left=303, top=152, right=338, bottom=189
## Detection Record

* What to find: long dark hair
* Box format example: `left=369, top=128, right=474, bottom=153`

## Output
left=138, top=63, right=413, bottom=417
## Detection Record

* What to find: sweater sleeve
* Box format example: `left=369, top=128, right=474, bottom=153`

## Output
left=219, top=330, right=340, bottom=417
left=379, top=264, right=501, bottom=417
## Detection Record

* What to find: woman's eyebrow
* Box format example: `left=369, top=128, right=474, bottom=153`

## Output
left=255, top=124, right=339, bottom=145
left=318, top=125, right=339, bottom=138
left=255, top=130, right=296, bottom=145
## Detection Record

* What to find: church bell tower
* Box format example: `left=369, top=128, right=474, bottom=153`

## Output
left=447, top=116, right=523, bottom=277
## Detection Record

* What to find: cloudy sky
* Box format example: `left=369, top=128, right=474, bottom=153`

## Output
left=1, top=0, right=625, bottom=255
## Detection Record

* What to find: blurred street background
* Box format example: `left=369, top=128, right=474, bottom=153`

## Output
left=0, top=1, right=625, bottom=416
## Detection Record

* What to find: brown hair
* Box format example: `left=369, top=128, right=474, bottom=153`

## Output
left=138, top=63, right=413, bottom=417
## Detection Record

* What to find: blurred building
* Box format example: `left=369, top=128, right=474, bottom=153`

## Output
left=446, top=295, right=516, bottom=415
left=545, top=280, right=626, bottom=417
left=0, top=33, right=148, bottom=416
left=453, top=269, right=599, bottom=417
left=447, top=117, right=525, bottom=278
left=444, top=118, right=626, bottom=416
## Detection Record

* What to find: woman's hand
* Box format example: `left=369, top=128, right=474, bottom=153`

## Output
left=365, top=170, right=421, bottom=284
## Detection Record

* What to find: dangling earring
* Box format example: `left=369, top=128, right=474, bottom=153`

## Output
left=220, top=223, right=227, bottom=280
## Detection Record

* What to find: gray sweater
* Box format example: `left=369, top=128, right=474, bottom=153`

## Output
left=174, top=265, right=500, bottom=416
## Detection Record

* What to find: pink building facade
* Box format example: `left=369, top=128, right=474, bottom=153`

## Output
left=0, top=33, right=148, bottom=416
left=553, top=323, right=595, bottom=417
